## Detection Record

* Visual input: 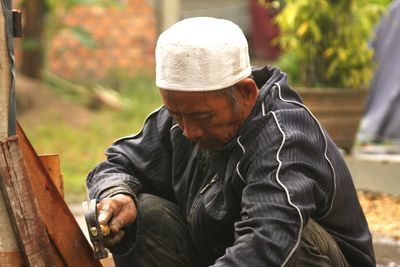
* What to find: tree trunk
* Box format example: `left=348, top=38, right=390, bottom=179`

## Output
left=20, top=0, right=46, bottom=80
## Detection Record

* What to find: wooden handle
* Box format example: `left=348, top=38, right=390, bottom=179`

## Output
left=100, top=224, right=111, bottom=237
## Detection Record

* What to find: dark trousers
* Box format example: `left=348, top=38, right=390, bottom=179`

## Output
left=111, top=194, right=349, bottom=267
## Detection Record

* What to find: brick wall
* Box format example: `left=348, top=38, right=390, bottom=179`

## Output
left=14, top=0, right=157, bottom=80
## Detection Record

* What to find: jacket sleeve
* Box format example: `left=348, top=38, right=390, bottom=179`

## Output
left=212, top=110, right=336, bottom=266
left=86, top=107, right=175, bottom=201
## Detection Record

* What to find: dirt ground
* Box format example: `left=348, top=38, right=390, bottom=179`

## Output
left=15, top=74, right=93, bottom=128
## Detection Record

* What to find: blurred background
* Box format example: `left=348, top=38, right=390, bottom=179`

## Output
left=10, top=0, right=399, bottom=264
left=13, top=0, right=286, bottom=201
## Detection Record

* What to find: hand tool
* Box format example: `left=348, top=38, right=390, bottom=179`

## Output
left=82, top=199, right=111, bottom=259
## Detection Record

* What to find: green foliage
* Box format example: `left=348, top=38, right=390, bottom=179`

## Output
left=21, top=38, right=41, bottom=51
left=274, top=0, right=387, bottom=89
left=68, top=26, right=98, bottom=49
left=276, top=52, right=301, bottom=85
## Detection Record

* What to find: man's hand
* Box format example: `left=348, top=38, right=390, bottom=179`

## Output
left=96, top=194, right=137, bottom=247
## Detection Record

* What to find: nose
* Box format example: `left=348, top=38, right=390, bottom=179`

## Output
left=181, top=118, right=204, bottom=141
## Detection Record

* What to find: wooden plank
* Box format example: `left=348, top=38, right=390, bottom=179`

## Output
left=35, top=154, right=67, bottom=266
left=39, top=154, right=64, bottom=198
left=0, top=0, right=23, bottom=264
left=17, top=122, right=102, bottom=267
left=0, top=136, right=55, bottom=266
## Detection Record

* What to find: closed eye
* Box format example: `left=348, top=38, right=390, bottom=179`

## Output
left=191, top=113, right=213, bottom=123
left=169, top=110, right=213, bottom=124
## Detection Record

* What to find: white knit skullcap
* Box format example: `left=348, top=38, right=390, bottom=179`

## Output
left=155, top=17, right=252, bottom=91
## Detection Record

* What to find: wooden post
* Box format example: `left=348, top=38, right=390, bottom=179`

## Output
left=0, top=0, right=23, bottom=265
left=0, top=137, right=56, bottom=265
left=0, top=0, right=10, bottom=137
left=20, top=0, right=45, bottom=79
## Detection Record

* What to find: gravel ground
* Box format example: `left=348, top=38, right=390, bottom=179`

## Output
left=358, top=191, right=400, bottom=241
left=358, top=191, right=400, bottom=266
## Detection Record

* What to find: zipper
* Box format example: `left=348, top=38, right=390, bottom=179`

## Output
left=188, top=173, right=220, bottom=230
left=188, top=173, right=221, bottom=260
left=200, top=174, right=220, bottom=195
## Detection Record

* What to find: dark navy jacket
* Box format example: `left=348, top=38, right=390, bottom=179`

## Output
left=87, top=66, right=375, bottom=266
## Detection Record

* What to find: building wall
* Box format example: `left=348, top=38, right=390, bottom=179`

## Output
left=13, top=0, right=157, bottom=80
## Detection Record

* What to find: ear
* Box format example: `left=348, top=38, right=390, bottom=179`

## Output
left=235, top=78, right=259, bottom=107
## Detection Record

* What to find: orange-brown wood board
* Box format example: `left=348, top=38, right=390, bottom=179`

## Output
left=39, top=154, right=64, bottom=197
left=16, top=122, right=102, bottom=267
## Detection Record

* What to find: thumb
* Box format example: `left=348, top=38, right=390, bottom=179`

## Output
left=97, top=200, right=114, bottom=225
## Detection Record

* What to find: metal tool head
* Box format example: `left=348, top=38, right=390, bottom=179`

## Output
left=82, top=199, right=109, bottom=260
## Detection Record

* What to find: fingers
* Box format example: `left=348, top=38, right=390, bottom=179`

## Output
left=97, top=201, right=114, bottom=225
left=110, top=217, right=125, bottom=233
left=111, top=194, right=137, bottom=226
left=98, top=209, right=113, bottom=225
left=96, top=194, right=137, bottom=231
left=100, top=224, right=111, bottom=236
left=96, top=194, right=137, bottom=248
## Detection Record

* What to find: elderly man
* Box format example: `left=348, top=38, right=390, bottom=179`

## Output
left=86, top=17, right=375, bottom=266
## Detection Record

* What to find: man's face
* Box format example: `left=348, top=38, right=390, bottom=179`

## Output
left=160, top=88, right=249, bottom=151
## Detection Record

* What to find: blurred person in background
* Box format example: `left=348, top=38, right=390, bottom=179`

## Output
left=86, top=17, right=374, bottom=266
left=357, top=0, right=400, bottom=154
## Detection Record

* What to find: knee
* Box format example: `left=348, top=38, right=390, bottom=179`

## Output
left=136, top=194, right=170, bottom=224
left=136, top=194, right=186, bottom=235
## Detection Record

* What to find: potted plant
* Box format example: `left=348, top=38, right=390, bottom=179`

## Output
left=274, top=0, right=387, bottom=153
